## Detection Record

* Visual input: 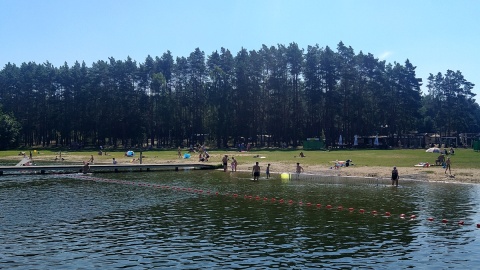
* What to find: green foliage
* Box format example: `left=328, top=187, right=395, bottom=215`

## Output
left=0, top=111, right=21, bottom=149
left=0, top=42, right=478, bottom=149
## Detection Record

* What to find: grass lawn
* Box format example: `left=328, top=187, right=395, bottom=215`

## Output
left=1, top=148, right=479, bottom=169
left=230, top=148, right=479, bottom=169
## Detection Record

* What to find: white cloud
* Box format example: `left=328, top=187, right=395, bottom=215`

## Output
left=379, top=51, right=393, bottom=60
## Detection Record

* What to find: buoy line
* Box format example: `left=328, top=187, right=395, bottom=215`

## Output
left=63, top=173, right=480, bottom=229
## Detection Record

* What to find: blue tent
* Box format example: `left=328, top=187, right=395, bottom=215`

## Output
left=126, top=150, right=134, bottom=157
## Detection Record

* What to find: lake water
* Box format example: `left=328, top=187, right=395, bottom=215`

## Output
left=1, top=170, right=479, bottom=269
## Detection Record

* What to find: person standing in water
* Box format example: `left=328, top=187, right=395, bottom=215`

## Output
left=295, top=163, right=304, bottom=179
left=231, top=157, right=238, bottom=172
left=391, top=166, right=399, bottom=187
left=83, top=162, right=90, bottom=174
left=296, top=163, right=304, bottom=174
left=222, top=155, right=229, bottom=172
left=252, top=162, right=261, bottom=181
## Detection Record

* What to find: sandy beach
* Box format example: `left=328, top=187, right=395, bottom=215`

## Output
left=3, top=151, right=479, bottom=184
left=179, top=152, right=480, bottom=184
left=235, top=162, right=480, bottom=184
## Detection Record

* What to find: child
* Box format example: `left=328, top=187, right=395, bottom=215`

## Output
left=266, top=164, right=271, bottom=179
left=231, top=157, right=237, bottom=172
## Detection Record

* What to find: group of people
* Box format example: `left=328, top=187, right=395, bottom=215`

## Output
left=222, top=154, right=305, bottom=181
left=390, top=157, right=452, bottom=187
left=221, top=155, right=240, bottom=172
left=198, top=151, right=210, bottom=162
left=229, top=158, right=304, bottom=182
left=253, top=162, right=297, bottom=181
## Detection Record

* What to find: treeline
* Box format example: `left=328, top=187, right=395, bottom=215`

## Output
left=0, top=41, right=478, bottom=149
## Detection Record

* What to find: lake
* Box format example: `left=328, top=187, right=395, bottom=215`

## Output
left=1, top=170, right=479, bottom=269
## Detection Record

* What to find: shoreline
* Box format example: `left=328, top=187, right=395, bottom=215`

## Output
left=236, top=163, right=479, bottom=184
left=2, top=152, right=479, bottom=184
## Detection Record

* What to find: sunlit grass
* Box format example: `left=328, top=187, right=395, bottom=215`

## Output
left=1, top=148, right=479, bottom=169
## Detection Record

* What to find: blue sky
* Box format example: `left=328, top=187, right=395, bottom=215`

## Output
left=1, top=0, right=479, bottom=99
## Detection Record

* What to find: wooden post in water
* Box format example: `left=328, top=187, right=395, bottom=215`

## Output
left=140, top=151, right=143, bottom=164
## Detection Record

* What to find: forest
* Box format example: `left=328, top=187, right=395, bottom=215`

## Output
left=0, top=41, right=478, bottom=150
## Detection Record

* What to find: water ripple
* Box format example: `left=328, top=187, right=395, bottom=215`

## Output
left=1, top=172, right=479, bottom=268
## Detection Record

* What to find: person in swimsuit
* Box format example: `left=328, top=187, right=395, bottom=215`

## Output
left=391, top=166, right=399, bottom=186
left=252, top=162, right=261, bottom=181
left=222, top=155, right=228, bottom=172
left=83, top=162, right=90, bottom=174
left=445, top=157, right=451, bottom=175
left=295, top=163, right=304, bottom=179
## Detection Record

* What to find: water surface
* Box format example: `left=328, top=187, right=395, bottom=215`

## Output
left=1, top=171, right=479, bottom=269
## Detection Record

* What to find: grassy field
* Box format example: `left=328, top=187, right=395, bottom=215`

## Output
left=1, top=148, right=479, bottom=169
left=230, top=148, right=479, bottom=169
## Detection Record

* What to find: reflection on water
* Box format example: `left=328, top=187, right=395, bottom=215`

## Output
left=1, top=171, right=480, bottom=269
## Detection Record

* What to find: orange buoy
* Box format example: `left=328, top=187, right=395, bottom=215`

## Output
left=427, top=217, right=434, bottom=221
left=442, top=219, right=448, bottom=223
left=385, top=212, right=391, bottom=216
left=337, top=206, right=343, bottom=210
left=289, top=200, right=294, bottom=204
left=371, top=210, right=377, bottom=215
left=410, top=215, right=416, bottom=219
left=279, top=199, right=284, bottom=203
left=348, top=207, right=354, bottom=212
left=298, top=201, right=303, bottom=205
left=400, top=214, right=406, bottom=218
left=477, top=224, right=480, bottom=228
left=359, top=209, right=365, bottom=213
left=326, top=205, right=332, bottom=209
left=306, top=202, right=312, bottom=206
left=458, top=221, right=464, bottom=225
left=316, top=204, right=322, bottom=208
left=271, top=198, right=276, bottom=202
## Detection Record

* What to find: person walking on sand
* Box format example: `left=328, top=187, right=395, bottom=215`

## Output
left=252, top=162, right=261, bottom=181
left=266, top=163, right=271, bottom=179
left=177, top=147, right=182, bottom=158
left=391, top=166, right=399, bottom=187
left=445, top=157, right=451, bottom=175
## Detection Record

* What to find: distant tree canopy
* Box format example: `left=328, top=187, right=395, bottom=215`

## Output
left=0, top=107, right=21, bottom=149
left=0, top=41, right=478, bottom=149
